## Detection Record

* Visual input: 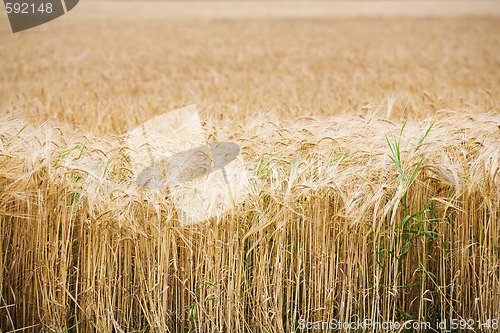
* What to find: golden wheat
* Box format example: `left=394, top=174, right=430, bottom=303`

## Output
left=1, top=4, right=499, bottom=332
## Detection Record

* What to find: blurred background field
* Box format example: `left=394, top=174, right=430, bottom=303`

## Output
left=1, top=1, right=500, bottom=133
left=1, top=1, right=500, bottom=332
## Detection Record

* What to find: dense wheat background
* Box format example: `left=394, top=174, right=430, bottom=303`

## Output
left=1, top=2, right=500, bottom=332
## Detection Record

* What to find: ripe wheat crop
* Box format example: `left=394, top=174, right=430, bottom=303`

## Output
left=0, top=3, right=499, bottom=332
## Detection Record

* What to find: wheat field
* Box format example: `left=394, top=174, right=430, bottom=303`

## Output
left=1, top=2, right=500, bottom=332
